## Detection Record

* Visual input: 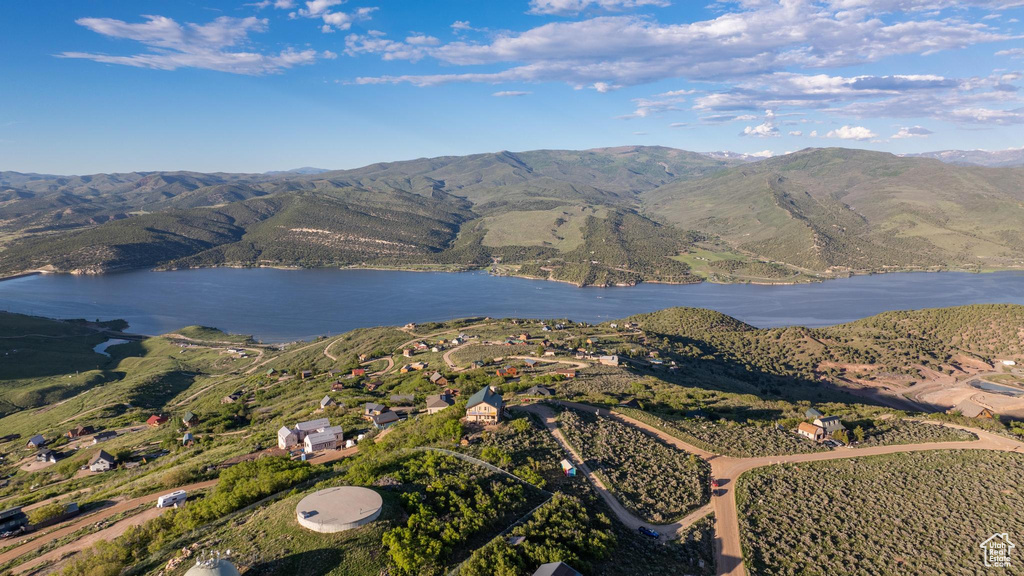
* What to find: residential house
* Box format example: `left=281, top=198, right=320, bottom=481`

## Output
left=948, top=400, right=995, bottom=419
left=426, top=393, right=455, bottom=414
left=300, top=370, right=314, bottom=379
left=403, top=349, right=413, bottom=358
left=532, top=562, right=582, bottom=576
left=182, top=432, right=194, bottom=446
left=797, top=422, right=826, bottom=442
left=554, top=369, right=576, bottom=379
left=415, top=342, right=429, bottom=351
left=521, top=385, right=555, bottom=397
left=352, top=368, right=366, bottom=377
left=92, top=431, right=118, bottom=444
left=221, top=392, right=242, bottom=404
left=36, top=450, right=57, bottom=464
left=67, top=425, right=93, bottom=439
left=365, top=379, right=382, bottom=391
left=618, top=398, right=641, bottom=409
left=496, top=366, right=519, bottom=378
left=181, top=412, right=199, bottom=429
left=429, top=372, right=449, bottom=386
left=303, top=425, right=344, bottom=453
left=370, top=410, right=400, bottom=429
left=89, top=450, right=116, bottom=473
left=598, top=355, right=620, bottom=367
left=471, top=361, right=485, bottom=369
left=804, top=408, right=824, bottom=419
left=560, top=459, right=577, bottom=477
left=319, top=396, right=336, bottom=410
left=524, top=359, right=539, bottom=368
left=363, top=403, right=388, bottom=420
left=26, top=435, right=45, bottom=449
left=278, top=417, right=333, bottom=449
left=331, top=381, right=346, bottom=392
left=543, top=349, right=557, bottom=357
left=466, top=386, right=504, bottom=424
left=814, top=416, right=845, bottom=435
left=147, top=414, right=168, bottom=427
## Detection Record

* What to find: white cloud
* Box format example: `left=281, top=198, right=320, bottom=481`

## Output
left=294, top=1, right=376, bottom=32
left=748, top=150, right=775, bottom=158
left=354, top=3, right=1013, bottom=88
left=997, top=47, right=1024, bottom=58
left=740, top=109, right=780, bottom=137
left=492, top=90, right=532, bottom=96
left=528, top=0, right=671, bottom=16
left=669, top=122, right=689, bottom=127
left=825, top=125, right=878, bottom=139
left=58, top=15, right=327, bottom=74
left=789, top=130, right=803, bottom=136
left=891, top=125, right=933, bottom=138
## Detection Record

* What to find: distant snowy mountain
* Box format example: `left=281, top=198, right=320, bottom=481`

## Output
left=264, top=167, right=331, bottom=175
left=903, top=148, right=1024, bottom=167
left=701, top=151, right=773, bottom=162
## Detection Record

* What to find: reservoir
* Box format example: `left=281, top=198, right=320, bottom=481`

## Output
left=1, top=268, right=1023, bottom=343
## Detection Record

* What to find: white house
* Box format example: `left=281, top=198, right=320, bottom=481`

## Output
left=797, top=422, right=825, bottom=442
left=814, top=416, right=845, bottom=435
left=278, top=418, right=333, bottom=449
left=303, top=425, right=344, bottom=453
left=89, top=450, right=116, bottom=472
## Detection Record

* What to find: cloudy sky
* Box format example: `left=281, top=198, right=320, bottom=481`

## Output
left=1, top=0, right=1022, bottom=173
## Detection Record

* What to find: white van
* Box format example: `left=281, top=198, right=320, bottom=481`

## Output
left=156, top=490, right=187, bottom=508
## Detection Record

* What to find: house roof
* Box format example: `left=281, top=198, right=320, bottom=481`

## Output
left=278, top=426, right=294, bottom=437
left=429, top=372, right=446, bottom=382
left=27, top=434, right=45, bottom=446
left=798, top=422, right=823, bottom=435
left=426, top=394, right=455, bottom=409
left=371, top=411, right=400, bottom=426
left=805, top=408, right=824, bottom=418
left=467, top=386, right=504, bottom=410
left=522, top=385, right=554, bottom=396
left=320, top=395, right=334, bottom=406
left=390, top=394, right=415, bottom=403
left=90, top=450, right=115, bottom=465
left=532, top=562, right=582, bottom=576
left=182, top=411, right=197, bottom=423
left=305, top=427, right=343, bottom=445
left=295, top=418, right=331, bottom=432
left=364, top=402, right=387, bottom=412
left=147, top=415, right=166, bottom=425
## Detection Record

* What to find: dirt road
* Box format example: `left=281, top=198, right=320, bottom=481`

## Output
left=523, top=400, right=1024, bottom=576
left=514, top=403, right=712, bottom=539
left=0, top=480, right=218, bottom=570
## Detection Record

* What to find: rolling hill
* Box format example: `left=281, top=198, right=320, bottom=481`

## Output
left=1, top=146, right=1022, bottom=284
left=642, top=148, right=1024, bottom=273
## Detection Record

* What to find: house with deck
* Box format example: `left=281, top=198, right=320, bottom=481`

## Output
left=303, top=425, right=344, bottom=453
left=278, top=417, right=332, bottom=449
left=466, top=386, right=504, bottom=424
left=948, top=400, right=995, bottom=419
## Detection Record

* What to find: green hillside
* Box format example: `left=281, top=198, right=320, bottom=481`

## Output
left=2, top=146, right=1023, bottom=284
left=643, top=148, right=1024, bottom=273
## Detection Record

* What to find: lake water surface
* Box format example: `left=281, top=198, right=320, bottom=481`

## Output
left=1, top=268, right=1023, bottom=343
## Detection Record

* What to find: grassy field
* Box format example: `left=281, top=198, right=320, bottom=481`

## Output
left=737, top=450, right=1024, bottom=575
left=482, top=205, right=607, bottom=252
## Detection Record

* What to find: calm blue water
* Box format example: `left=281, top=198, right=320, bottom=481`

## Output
left=1, top=268, right=1023, bottom=342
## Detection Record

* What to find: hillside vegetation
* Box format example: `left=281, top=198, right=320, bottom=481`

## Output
left=1, top=147, right=1022, bottom=284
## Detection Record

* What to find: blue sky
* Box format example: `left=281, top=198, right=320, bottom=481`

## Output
left=0, top=0, right=1022, bottom=174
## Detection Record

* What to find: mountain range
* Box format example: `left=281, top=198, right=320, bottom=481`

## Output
left=1, top=146, right=1022, bottom=286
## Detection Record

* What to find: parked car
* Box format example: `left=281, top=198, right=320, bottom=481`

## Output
left=637, top=526, right=660, bottom=539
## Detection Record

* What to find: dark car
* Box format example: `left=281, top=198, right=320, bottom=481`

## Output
left=638, top=526, right=660, bottom=539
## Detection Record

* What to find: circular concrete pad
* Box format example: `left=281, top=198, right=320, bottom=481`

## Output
left=295, top=486, right=383, bottom=533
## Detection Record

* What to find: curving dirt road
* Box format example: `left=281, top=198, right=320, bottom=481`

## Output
left=514, top=403, right=712, bottom=540
left=522, top=400, right=1024, bottom=576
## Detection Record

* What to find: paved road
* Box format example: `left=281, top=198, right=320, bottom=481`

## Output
left=525, top=400, right=1024, bottom=576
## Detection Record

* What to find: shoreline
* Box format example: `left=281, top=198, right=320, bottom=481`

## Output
left=1, top=261, right=1020, bottom=287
